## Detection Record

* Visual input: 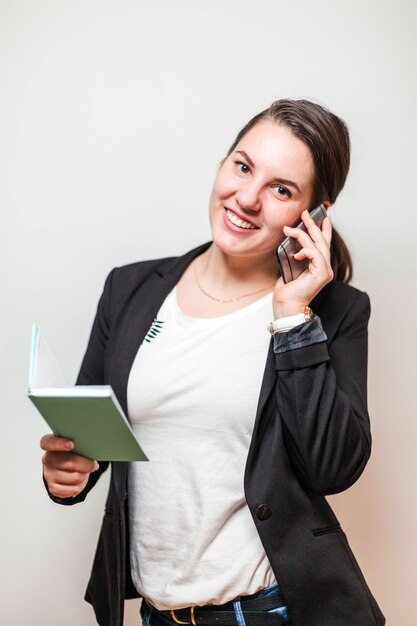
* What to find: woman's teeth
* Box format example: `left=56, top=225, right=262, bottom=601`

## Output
left=226, top=209, right=257, bottom=230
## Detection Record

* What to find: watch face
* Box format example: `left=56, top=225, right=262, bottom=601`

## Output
left=304, top=306, right=313, bottom=322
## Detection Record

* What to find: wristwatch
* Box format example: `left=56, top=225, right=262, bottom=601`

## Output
left=268, top=305, right=313, bottom=335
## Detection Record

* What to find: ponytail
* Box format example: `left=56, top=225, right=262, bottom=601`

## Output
left=330, top=227, right=352, bottom=283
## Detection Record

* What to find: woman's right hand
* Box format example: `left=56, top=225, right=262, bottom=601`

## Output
left=40, top=434, right=99, bottom=498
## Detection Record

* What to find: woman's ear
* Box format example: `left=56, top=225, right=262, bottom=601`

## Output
left=321, top=200, right=331, bottom=211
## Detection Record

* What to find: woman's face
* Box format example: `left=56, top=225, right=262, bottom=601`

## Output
left=209, top=120, right=316, bottom=262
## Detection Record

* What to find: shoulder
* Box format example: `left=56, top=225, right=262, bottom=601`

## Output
left=100, top=242, right=211, bottom=304
left=109, top=255, right=178, bottom=288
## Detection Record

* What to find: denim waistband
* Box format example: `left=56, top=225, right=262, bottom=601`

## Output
left=141, top=585, right=290, bottom=626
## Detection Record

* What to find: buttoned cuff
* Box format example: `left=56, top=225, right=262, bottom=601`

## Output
left=273, top=315, right=327, bottom=354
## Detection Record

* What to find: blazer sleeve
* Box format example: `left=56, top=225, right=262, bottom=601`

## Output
left=274, top=290, right=371, bottom=495
left=44, top=271, right=116, bottom=506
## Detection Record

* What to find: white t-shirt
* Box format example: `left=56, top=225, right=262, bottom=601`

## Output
left=127, top=288, right=277, bottom=610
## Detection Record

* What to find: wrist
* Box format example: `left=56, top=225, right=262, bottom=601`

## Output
left=268, top=306, right=313, bottom=335
left=272, top=301, right=309, bottom=320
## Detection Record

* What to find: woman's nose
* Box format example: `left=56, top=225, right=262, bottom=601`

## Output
left=235, top=183, right=262, bottom=213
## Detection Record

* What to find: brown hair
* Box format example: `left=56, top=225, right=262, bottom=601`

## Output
left=227, top=99, right=353, bottom=282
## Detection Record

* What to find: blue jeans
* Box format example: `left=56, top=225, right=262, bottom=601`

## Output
left=140, top=585, right=291, bottom=626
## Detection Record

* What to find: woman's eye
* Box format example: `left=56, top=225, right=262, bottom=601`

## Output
left=235, top=161, right=250, bottom=174
left=274, top=185, right=291, bottom=198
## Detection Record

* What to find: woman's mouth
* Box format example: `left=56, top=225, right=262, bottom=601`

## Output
left=225, top=209, right=258, bottom=230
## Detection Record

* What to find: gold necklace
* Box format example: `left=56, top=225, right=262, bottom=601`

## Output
left=194, top=260, right=275, bottom=303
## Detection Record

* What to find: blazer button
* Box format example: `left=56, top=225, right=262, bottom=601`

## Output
left=256, top=504, right=272, bottom=520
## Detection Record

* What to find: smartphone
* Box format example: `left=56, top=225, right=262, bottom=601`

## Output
left=276, top=204, right=327, bottom=283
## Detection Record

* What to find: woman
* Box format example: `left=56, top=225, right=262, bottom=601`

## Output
left=41, top=99, right=385, bottom=626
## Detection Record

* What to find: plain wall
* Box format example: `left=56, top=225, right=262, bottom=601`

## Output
left=1, top=1, right=416, bottom=624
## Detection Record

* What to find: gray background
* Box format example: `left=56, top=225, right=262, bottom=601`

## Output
left=1, top=1, right=416, bottom=624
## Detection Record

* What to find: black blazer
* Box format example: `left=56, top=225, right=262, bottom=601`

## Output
left=51, top=243, right=385, bottom=626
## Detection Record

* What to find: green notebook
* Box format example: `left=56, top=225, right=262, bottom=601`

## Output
left=28, top=324, right=148, bottom=462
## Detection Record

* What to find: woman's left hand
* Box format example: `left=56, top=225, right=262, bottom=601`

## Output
left=273, top=210, right=334, bottom=318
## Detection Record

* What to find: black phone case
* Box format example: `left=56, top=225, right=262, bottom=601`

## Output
left=276, top=205, right=327, bottom=283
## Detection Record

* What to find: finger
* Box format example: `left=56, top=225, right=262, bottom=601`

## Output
left=42, top=451, right=99, bottom=473
left=43, top=466, right=91, bottom=486
left=300, top=210, right=331, bottom=246
left=40, top=434, right=74, bottom=452
left=46, top=476, right=89, bottom=499
left=321, top=215, right=333, bottom=248
left=293, top=245, right=324, bottom=262
left=283, top=224, right=319, bottom=250
left=302, top=211, right=333, bottom=255
left=294, top=246, right=334, bottom=280
left=301, top=211, right=331, bottom=246
left=284, top=221, right=330, bottom=261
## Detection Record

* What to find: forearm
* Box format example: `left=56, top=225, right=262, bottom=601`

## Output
left=274, top=291, right=371, bottom=495
left=276, top=349, right=370, bottom=494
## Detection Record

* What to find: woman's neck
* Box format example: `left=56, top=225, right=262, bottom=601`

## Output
left=199, top=244, right=278, bottom=293
left=175, top=244, right=278, bottom=318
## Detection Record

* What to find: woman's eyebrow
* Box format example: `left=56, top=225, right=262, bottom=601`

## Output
left=235, top=150, right=301, bottom=193
left=273, top=177, right=301, bottom=193
left=235, top=150, right=255, bottom=169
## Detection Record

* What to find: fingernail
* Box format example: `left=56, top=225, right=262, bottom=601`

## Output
left=93, top=461, right=100, bottom=471
left=64, top=440, right=74, bottom=450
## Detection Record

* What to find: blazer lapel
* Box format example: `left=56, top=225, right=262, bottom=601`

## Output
left=251, top=338, right=276, bottom=439
left=109, top=243, right=211, bottom=416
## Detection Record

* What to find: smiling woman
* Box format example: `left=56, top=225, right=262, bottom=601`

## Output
left=209, top=122, right=315, bottom=259
left=40, top=99, right=385, bottom=626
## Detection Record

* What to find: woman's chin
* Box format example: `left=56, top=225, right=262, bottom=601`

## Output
left=210, top=234, right=276, bottom=266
